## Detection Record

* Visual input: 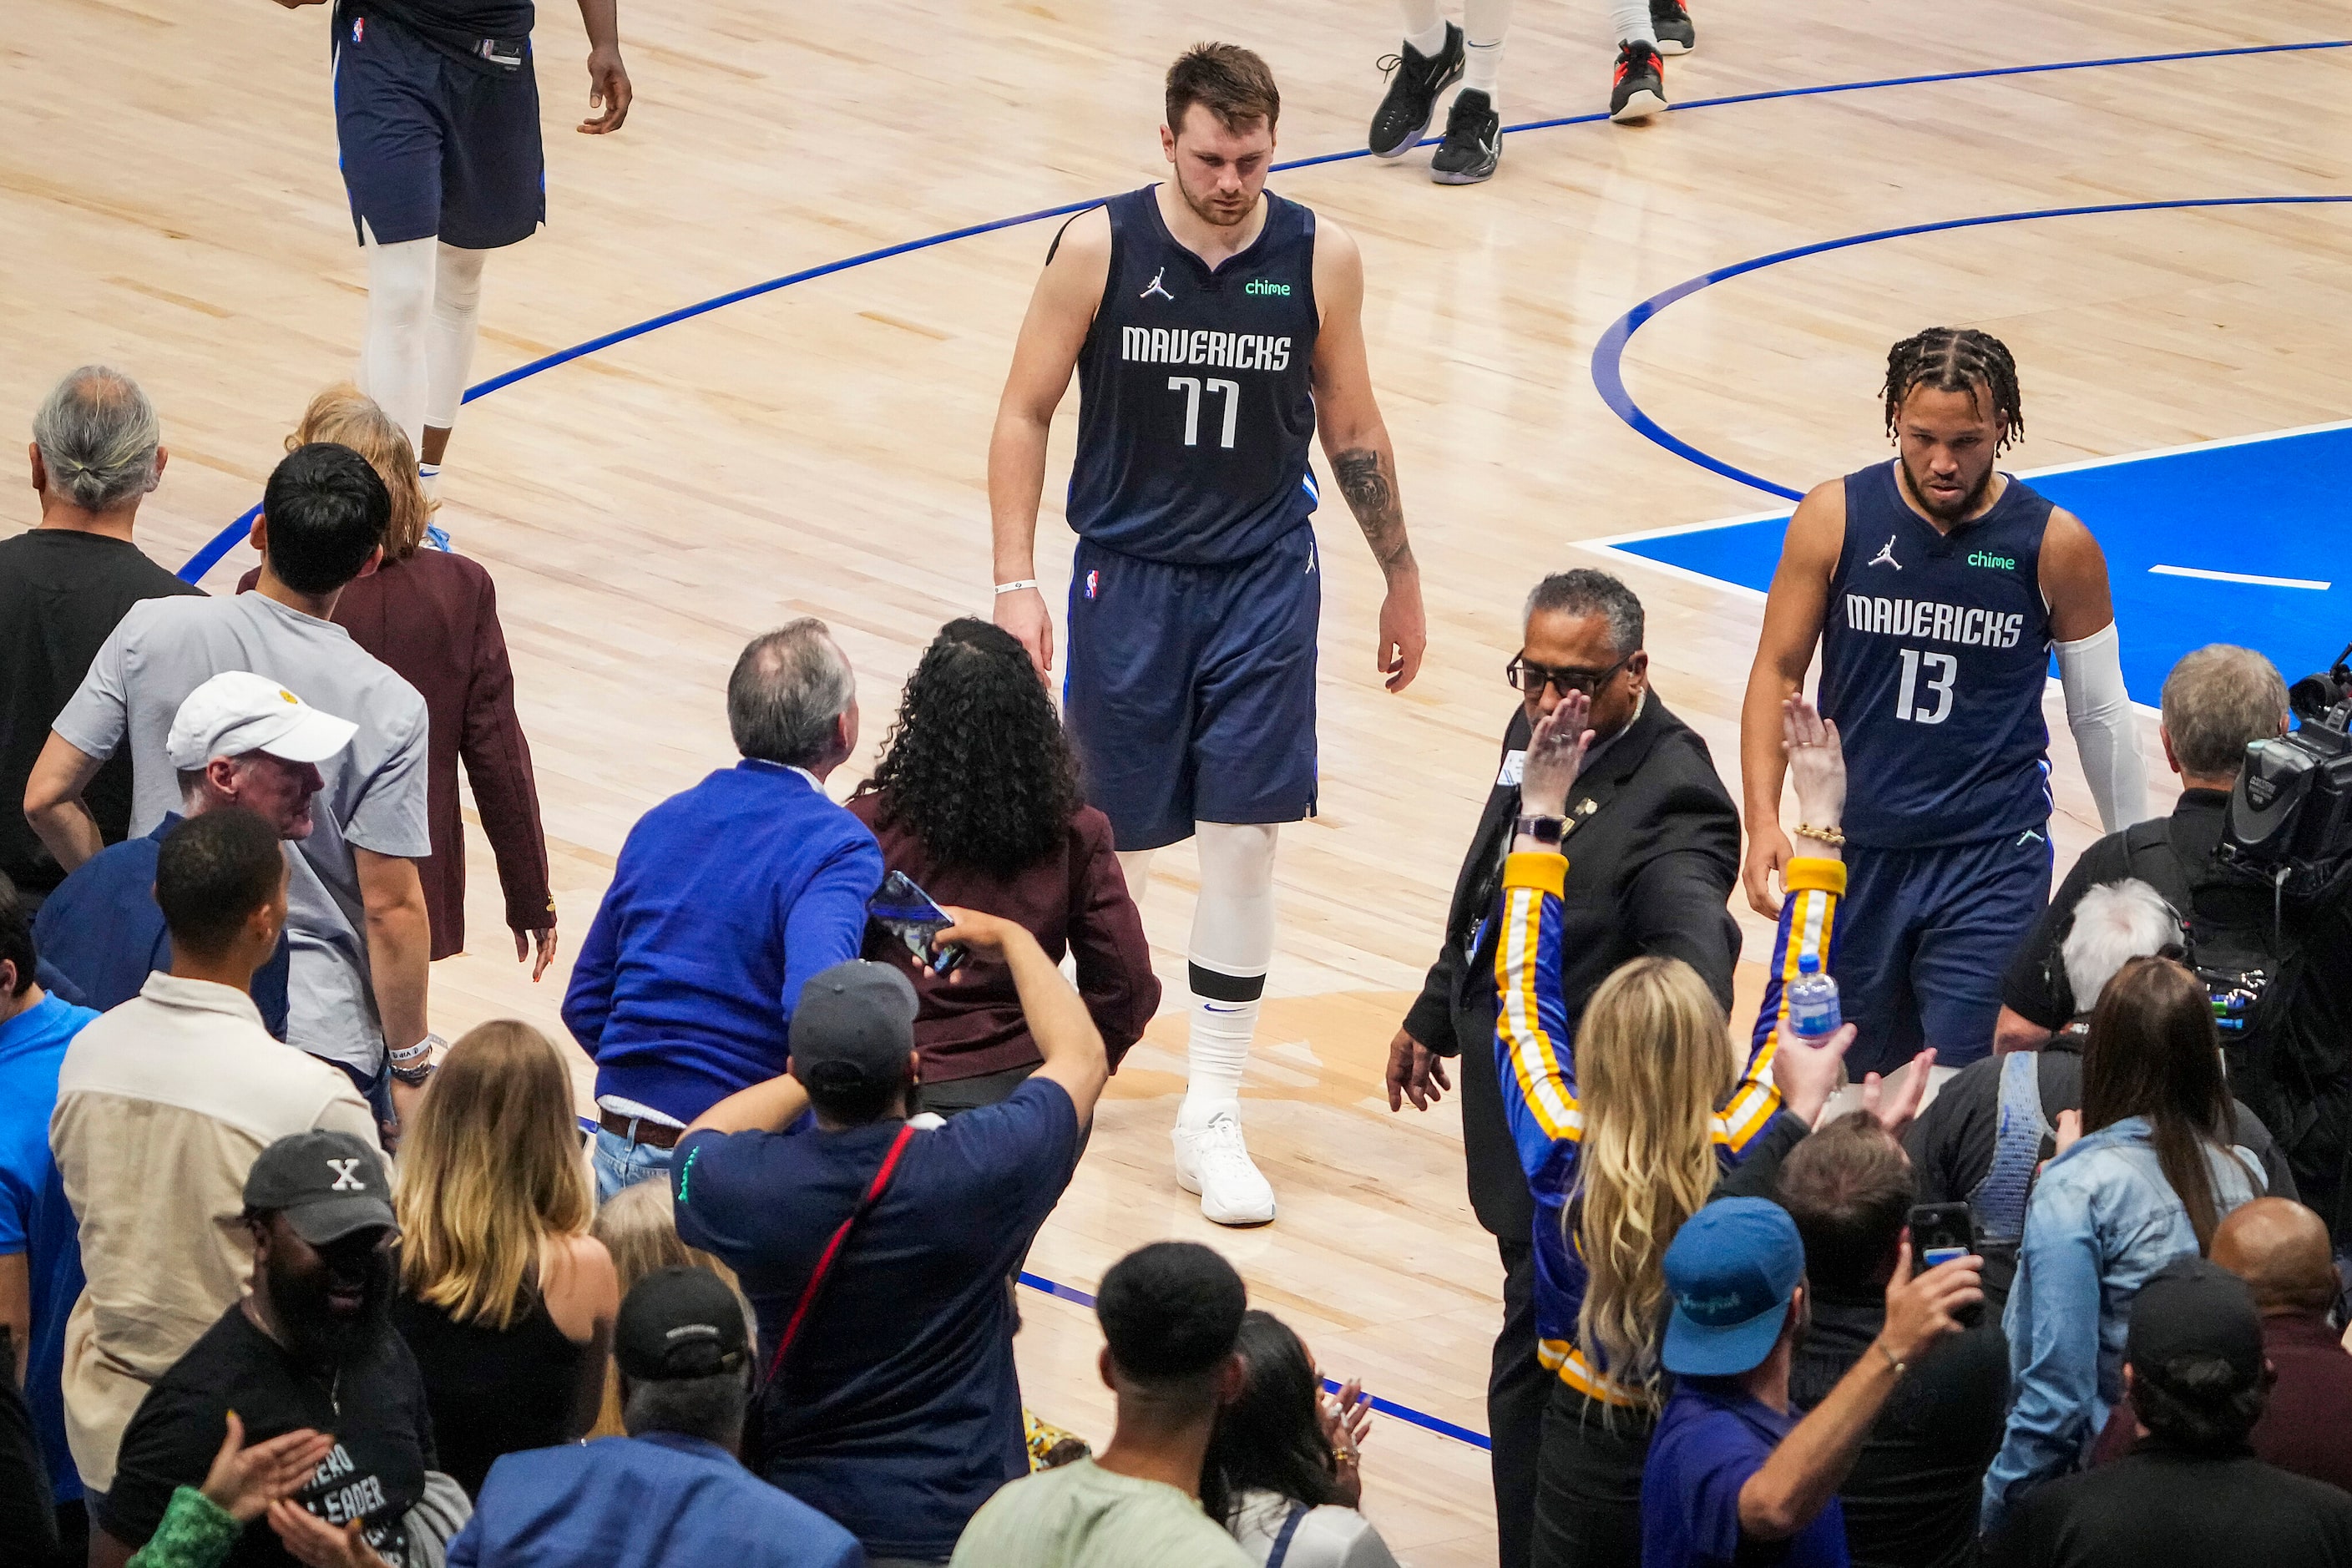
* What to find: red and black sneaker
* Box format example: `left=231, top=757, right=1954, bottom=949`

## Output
left=1610, top=41, right=1668, bottom=122
left=1651, top=0, right=1697, bottom=54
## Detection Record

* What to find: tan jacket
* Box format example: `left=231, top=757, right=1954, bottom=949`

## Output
left=48, top=972, right=380, bottom=1491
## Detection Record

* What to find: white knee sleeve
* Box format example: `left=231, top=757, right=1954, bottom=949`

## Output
left=426, top=243, right=487, bottom=432
left=1180, top=822, right=1279, bottom=1126
left=357, top=229, right=436, bottom=451
left=1610, top=0, right=1655, bottom=47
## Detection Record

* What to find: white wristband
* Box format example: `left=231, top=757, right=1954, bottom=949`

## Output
left=993, top=579, right=1040, bottom=595
left=388, top=1032, right=445, bottom=1065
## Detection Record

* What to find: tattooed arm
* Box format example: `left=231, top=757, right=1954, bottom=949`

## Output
left=1311, top=219, right=1427, bottom=693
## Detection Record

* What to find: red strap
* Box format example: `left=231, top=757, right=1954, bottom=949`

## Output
left=764, top=1122, right=918, bottom=1386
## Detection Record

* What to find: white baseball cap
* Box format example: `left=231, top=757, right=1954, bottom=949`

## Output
left=164, top=671, right=358, bottom=771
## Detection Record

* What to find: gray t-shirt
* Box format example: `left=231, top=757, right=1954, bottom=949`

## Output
left=52, top=589, right=430, bottom=1070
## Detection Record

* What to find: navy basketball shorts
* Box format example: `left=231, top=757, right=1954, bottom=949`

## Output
left=1832, top=828, right=2054, bottom=1075
left=1063, top=529, right=1321, bottom=852
left=333, top=10, right=544, bottom=250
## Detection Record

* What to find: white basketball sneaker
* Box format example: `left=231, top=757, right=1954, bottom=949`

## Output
left=1172, top=1110, right=1277, bottom=1227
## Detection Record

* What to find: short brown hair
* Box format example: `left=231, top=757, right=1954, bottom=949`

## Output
left=1776, top=1111, right=1915, bottom=1295
left=2161, top=645, right=2289, bottom=779
left=1166, top=43, right=1280, bottom=134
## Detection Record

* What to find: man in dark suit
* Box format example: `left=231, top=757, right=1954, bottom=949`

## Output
left=1384, top=569, right=1740, bottom=1568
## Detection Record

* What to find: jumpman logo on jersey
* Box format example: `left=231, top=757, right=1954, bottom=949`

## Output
left=1139, top=267, right=1174, bottom=302
left=1868, top=534, right=1903, bottom=570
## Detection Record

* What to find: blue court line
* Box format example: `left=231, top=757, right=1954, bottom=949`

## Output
left=175, top=36, right=2349, bottom=582
left=1591, top=195, right=2352, bottom=499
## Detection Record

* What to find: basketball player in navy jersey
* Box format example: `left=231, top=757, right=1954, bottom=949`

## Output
left=989, top=43, right=1427, bottom=1226
left=277, top=0, right=630, bottom=518
left=1739, top=329, right=2145, bottom=1080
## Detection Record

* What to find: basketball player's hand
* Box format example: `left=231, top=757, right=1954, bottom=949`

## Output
left=1383, top=1027, right=1449, bottom=1111
left=1378, top=574, right=1426, bottom=693
left=995, top=586, right=1055, bottom=679
left=1743, top=825, right=1793, bottom=918
left=1519, top=693, right=1594, bottom=819
left=579, top=46, right=631, bottom=134
left=516, top=923, right=559, bottom=982
left=1861, top=1048, right=1937, bottom=1138
left=1782, top=695, right=1846, bottom=831
left=1773, top=1019, right=1854, bottom=1127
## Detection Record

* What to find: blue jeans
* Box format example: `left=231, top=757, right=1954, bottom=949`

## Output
left=592, top=1123, right=675, bottom=1203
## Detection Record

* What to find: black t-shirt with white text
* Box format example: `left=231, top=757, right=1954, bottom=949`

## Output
left=102, top=1302, right=434, bottom=1567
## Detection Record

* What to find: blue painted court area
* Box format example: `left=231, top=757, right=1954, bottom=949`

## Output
left=1601, top=423, right=2352, bottom=706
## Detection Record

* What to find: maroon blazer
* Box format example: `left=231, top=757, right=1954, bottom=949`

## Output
left=2093, top=1311, right=2352, bottom=1493
left=845, top=791, right=1161, bottom=1082
left=240, top=553, right=552, bottom=958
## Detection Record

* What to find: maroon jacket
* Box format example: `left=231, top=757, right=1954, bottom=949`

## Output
left=845, top=791, right=1160, bottom=1082
left=2094, top=1311, right=2352, bottom=1493
left=240, top=553, right=552, bottom=958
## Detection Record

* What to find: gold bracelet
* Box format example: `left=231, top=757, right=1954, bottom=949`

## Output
left=1796, top=823, right=1847, bottom=847
left=1876, top=1342, right=1906, bottom=1378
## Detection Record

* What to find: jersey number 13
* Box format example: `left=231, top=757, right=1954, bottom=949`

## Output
left=1894, top=649, right=1957, bottom=725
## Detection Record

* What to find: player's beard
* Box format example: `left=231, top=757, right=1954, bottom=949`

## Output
left=1173, top=167, right=1255, bottom=230
left=1898, top=452, right=1993, bottom=523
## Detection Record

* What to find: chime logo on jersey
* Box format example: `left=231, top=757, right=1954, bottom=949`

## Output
left=1085, top=569, right=1100, bottom=599
left=1844, top=594, right=2025, bottom=648
left=1120, top=326, right=1292, bottom=372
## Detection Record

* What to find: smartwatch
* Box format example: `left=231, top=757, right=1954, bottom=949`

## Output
left=1514, top=812, right=1566, bottom=847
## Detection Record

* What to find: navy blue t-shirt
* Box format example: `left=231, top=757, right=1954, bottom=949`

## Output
left=1643, top=1379, right=1851, bottom=1568
left=32, top=814, right=291, bottom=1039
left=671, top=1077, right=1082, bottom=1558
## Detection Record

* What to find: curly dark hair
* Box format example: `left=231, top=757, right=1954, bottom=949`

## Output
left=1882, top=326, right=2025, bottom=450
left=856, top=619, right=1083, bottom=879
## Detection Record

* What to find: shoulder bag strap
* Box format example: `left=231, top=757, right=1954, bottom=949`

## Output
left=763, top=1121, right=918, bottom=1388
left=1266, top=1501, right=1312, bottom=1568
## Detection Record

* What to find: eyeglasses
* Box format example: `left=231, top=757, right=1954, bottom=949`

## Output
left=1506, top=653, right=1632, bottom=697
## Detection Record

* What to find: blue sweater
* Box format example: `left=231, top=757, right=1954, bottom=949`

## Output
left=564, top=761, right=883, bottom=1122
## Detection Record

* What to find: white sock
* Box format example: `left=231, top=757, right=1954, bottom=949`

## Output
left=1398, top=0, right=1449, bottom=58
left=424, top=243, right=486, bottom=439
left=417, top=463, right=442, bottom=503
left=357, top=227, right=436, bottom=453
left=1611, top=0, right=1657, bottom=49
left=1464, top=0, right=1512, bottom=94
left=1178, top=822, right=1278, bottom=1129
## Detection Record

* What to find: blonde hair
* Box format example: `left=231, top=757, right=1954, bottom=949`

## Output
left=396, top=1021, right=593, bottom=1329
left=586, top=1178, right=749, bottom=1438
left=286, top=383, right=432, bottom=559
left=1572, top=956, right=1739, bottom=1409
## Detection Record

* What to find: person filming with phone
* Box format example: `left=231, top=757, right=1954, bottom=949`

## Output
left=848, top=618, right=1158, bottom=1116
left=671, top=913, right=1109, bottom=1567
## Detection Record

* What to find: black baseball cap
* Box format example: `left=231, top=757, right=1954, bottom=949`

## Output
left=242, top=1130, right=396, bottom=1247
left=789, top=959, right=918, bottom=1096
left=2127, top=1255, right=2265, bottom=1393
left=615, top=1267, right=750, bottom=1382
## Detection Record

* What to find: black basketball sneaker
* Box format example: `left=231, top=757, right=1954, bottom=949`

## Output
left=1651, top=0, right=1697, bottom=54
left=1368, top=23, right=1465, bottom=158
left=1610, top=41, right=1668, bottom=122
left=1429, top=88, right=1501, bottom=184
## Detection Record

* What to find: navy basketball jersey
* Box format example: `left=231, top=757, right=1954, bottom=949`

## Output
left=1065, top=186, right=1320, bottom=566
left=1818, top=463, right=2057, bottom=849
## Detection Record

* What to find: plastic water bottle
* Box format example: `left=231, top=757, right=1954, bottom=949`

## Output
left=1787, top=953, right=1841, bottom=1042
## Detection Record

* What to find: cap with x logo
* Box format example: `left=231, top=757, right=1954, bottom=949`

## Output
left=242, top=1129, right=397, bottom=1247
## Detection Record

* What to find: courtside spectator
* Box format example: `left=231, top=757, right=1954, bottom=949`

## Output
left=951, top=1241, right=1253, bottom=1568
left=585, top=1176, right=747, bottom=1439
left=1778, top=1112, right=2007, bottom=1568
left=34, top=671, right=357, bottom=1039
left=239, top=387, right=555, bottom=979
left=676, top=918, right=1105, bottom=1565
left=3, top=367, right=200, bottom=908
left=1641, top=1197, right=1982, bottom=1568
left=0, top=875, right=98, bottom=1542
left=1200, top=1310, right=1395, bottom=1568
left=1983, top=957, right=2269, bottom=1535
left=96, top=1132, right=435, bottom=1568
left=1986, top=1257, right=2352, bottom=1567
left=1907, top=878, right=2294, bottom=1308
left=2092, top=1196, right=2352, bottom=1491
left=27, top=443, right=436, bottom=1132
left=443, top=1267, right=860, bottom=1568
left=848, top=618, right=1157, bottom=1112
left=391, top=1020, right=619, bottom=1498
left=50, top=810, right=378, bottom=1505
left=567, top=619, right=882, bottom=1199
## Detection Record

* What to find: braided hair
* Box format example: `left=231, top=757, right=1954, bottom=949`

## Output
left=1881, top=327, right=2024, bottom=450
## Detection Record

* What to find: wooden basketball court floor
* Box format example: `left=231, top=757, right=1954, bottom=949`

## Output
left=8, top=0, right=2349, bottom=1558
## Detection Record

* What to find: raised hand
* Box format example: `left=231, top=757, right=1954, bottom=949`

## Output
left=1860, top=1049, right=1937, bottom=1139
left=1520, top=692, right=1594, bottom=819
left=1782, top=695, right=1847, bottom=835
left=1773, top=1020, right=1854, bottom=1127
left=1878, top=1234, right=1985, bottom=1366
left=199, top=1413, right=334, bottom=1525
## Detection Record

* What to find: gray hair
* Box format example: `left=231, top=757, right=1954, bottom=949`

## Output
left=33, top=366, right=162, bottom=513
left=1524, top=569, right=1644, bottom=657
left=2161, top=645, right=2289, bottom=780
left=727, top=619, right=855, bottom=768
left=620, top=1368, right=747, bottom=1446
left=2063, top=878, right=2183, bottom=1016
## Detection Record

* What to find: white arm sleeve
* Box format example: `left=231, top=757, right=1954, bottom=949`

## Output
left=2056, top=621, right=2146, bottom=832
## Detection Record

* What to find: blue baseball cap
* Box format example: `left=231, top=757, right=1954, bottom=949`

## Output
left=1661, top=1197, right=1805, bottom=1377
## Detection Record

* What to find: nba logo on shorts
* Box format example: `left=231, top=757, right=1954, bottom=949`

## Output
left=352, top=16, right=364, bottom=40
left=1085, top=569, right=1100, bottom=599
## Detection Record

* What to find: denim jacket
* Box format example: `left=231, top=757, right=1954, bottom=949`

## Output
left=1980, top=1114, right=2263, bottom=1535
